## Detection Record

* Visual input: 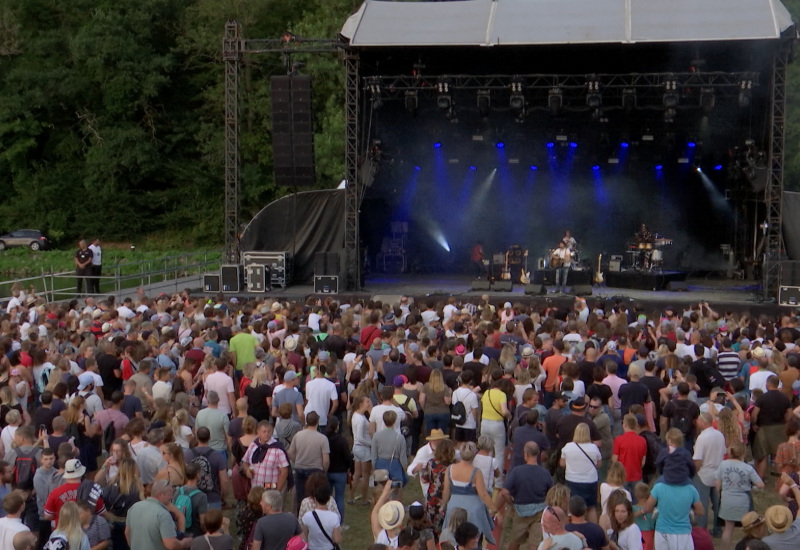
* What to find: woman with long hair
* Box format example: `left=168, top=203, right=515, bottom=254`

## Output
left=607, top=493, right=643, bottom=550
left=49, top=501, right=91, bottom=550
left=349, top=395, right=372, bottom=505
left=421, top=438, right=456, bottom=532
left=155, top=442, right=186, bottom=487
left=235, top=486, right=265, bottom=550
left=244, top=367, right=273, bottom=422
left=480, top=373, right=511, bottom=466
left=421, top=369, right=452, bottom=435
left=96, top=439, right=132, bottom=486
left=171, top=408, right=194, bottom=450
left=439, top=508, right=468, bottom=548
left=298, top=471, right=341, bottom=520
left=65, top=395, right=99, bottom=474
left=560, top=423, right=601, bottom=522
left=103, top=457, right=144, bottom=550
left=232, top=416, right=258, bottom=464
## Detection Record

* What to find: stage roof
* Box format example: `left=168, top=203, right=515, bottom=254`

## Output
left=341, top=0, right=795, bottom=47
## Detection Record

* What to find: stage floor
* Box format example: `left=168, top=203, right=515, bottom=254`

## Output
left=232, top=273, right=781, bottom=314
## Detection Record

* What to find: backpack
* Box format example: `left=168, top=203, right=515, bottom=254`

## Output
left=102, top=417, right=117, bottom=453
left=641, top=430, right=664, bottom=478
left=450, top=393, right=467, bottom=426
left=173, top=486, right=202, bottom=530
left=190, top=447, right=215, bottom=492
left=76, top=480, right=103, bottom=509
left=13, top=447, right=37, bottom=490
left=395, top=395, right=415, bottom=437
left=670, top=400, right=696, bottom=437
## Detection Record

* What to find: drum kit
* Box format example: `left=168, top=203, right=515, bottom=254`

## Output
left=627, top=235, right=673, bottom=270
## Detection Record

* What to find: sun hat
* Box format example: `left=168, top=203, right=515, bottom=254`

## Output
left=741, top=511, right=765, bottom=533
left=521, top=346, right=534, bottom=358
left=752, top=346, right=766, bottom=358
left=373, top=469, right=389, bottom=483
left=378, top=500, right=406, bottom=531
left=271, top=302, right=282, bottom=312
left=284, top=336, right=297, bottom=352
left=63, top=459, right=86, bottom=479
left=765, top=505, right=793, bottom=534
left=426, top=429, right=449, bottom=441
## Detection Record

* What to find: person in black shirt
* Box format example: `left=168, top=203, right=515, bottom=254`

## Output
left=555, top=398, right=602, bottom=450
left=442, top=355, right=461, bottom=391
left=586, top=365, right=614, bottom=408
left=689, top=344, right=724, bottom=399
left=752, top=375, right=793, bottom=480
left=34, top=391, right=61, bottom=433
left=96, top=342, right=122, bottom=396
left=326, top=416, right=353, bottom=526
left=640, top=361, right=666, bottom=417
left=660, top=382, right=700, bottom=447
left=74, top=240, right=93, bottom=296
left=565, top=496, right=609, bottom=550
left=578, top=346, right=599, bottom=388
left=618, top=366, right=651, bottom=415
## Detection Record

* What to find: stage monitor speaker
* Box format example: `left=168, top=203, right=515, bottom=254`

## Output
left=608, top=259, right=622, bottom=273
left=493, top=280, right=513, bottom=292
left=573, top=285, right=593, bottom=296
left=314, top=251, right=327, bottom=275
left=471, top=279, right=491, bottom=291
left=270, top=75, right=315, bottom=187
left=314, top=275, right=338, bottom=294
left=203, top=274, right=220, bottom=293
left=220, top=265, right=242, bottom=293
left=779, top=286, right=800, bottom=306
left=524, top=284, right=547, bottom=296
left=667, top=281, right=689, bottom=292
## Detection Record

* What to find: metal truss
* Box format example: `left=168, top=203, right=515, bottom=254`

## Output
left=763, top=47, right=790, bottom=299
left=344, top=52, right=361, bottom=291
left=223, top=21, right=242, bottom=264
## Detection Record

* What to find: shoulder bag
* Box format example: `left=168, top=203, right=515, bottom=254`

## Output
left=312, top=510, right=342, bottom=550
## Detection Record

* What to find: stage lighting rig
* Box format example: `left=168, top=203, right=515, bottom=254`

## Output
left=509, top=80, right=525, bottom=114
left=700, top=88, right=715, bottom=113
left=738, top=80, right=753, bottom=108
left=586, top=79, right=602, bottom=109
left=368, top=77, right=383, bottom=110
left=622, top=89, right=636, bottom=112
left=477, top=90, right=491, bottom=117
left=437, top=80, right=452, bottom=110
left=663, top=80, right=679, bottom=109
left=404, top=91, right=418, bottom=114
left=548, top=88, right=563, bottom=116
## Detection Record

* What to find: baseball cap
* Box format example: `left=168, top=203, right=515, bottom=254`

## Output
left=284, top=371, right=298, bottom=382
left=318, top=350, right=330, bottom=362
left=393, top=375, right=408, bottom=387
left=78, top=373, right=94, bottom=391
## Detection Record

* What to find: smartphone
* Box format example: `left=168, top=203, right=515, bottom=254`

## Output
left=39, top=425, right=46, bottom=433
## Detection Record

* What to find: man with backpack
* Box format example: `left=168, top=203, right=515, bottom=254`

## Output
left=660, top=382, right=700, bottom=449
left=182, top=427, right=229, bottom=510
left=174, top=463, right=208, bottom=538
left=93, top=391, right=129, bottom=451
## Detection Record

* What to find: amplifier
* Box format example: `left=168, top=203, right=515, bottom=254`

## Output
left=779, top=286, right=800, bottom=306
left=608, top=259, right=622, bottom=273
left=314, top=275, right=338, bottom=294
left=220, top=264, right=242, bottom=293
left=203, top=274, right=221, bottom=293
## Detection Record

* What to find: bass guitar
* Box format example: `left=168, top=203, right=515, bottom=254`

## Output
left=520, top=250, right=530, bottom=284
left=594, top=253, right=604, bottom=284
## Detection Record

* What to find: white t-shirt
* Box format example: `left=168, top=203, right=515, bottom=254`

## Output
left=152, top=381, right=172, bottom=402
left=88, top=244, right=102, bottom=266
left=304, top=378, right=339, bottom=426
left=204, top=371, right=235, bottom=415
left=1, top=426, right=17, bottom=455
left=5, top=297, right=20, bottom=314
left=472, top=452, right=501, bottom=493
left=175, top=425, right=193, bottom=449
left=302, top=509, right=339, bottom=550
left=561, top=442, right=601, bottom=483
left=308, top=313, right=321, bottom=332
left=117, top=306, right=135, bottom=320
left=452, top=387, right=479, bottom=430
left=370, top=404, right=405, bottom=435
left=749, top=369, right=780, bottom=393
left=0, top=516, right=30, bottom=549
left=610, top=524, right=643, bottom=550
left=600, top=483, right=632, bottom=514
left=693, top=427, right=726, bottom=487
left=443, top=304, right=458, bottom=322
left=464, top=353, right=490, bottom=366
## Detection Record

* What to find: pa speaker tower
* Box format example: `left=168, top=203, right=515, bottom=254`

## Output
left=270, top=75, right=315, bottom=187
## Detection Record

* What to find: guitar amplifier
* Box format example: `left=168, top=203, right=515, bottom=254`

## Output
left=314, top=275, right=338, bottom=294
left=608, top=259, right=622, bottom=273
left=203, top=274, right=221, bottom=293
left=779, top=286, right=800, bottom=306
left=220, top=264, right=242, bottom=293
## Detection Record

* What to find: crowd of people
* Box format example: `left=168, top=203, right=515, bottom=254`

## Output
left=0, top=288, right=798, bottom=550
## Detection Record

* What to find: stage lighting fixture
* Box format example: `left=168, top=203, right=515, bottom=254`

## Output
left=739, top=80, right=753, bottom=108
left=641, top=130, right=654, bottom=142
left=556, top=133, right=568, bottom=142
left=620, top=141, right=629, bottom=149
left=569, top=142, right=578, bottom=149
left=546, top=142, right=555, bottom=149
left=434, top=142, right=442, bottom=149
left=687, top=140, right=697, bottom=148
left=655, top=164, right=663, bottom=170
left=469, top=165, right=477, bottom=171
left=530, top=165, right=538, bottom=171
left=592, top=165, right=601, bottom=171
left=663, top=80, right=679, bottom=109
left=414, top=166, right=421, bottom=171
left=700, top=88, right=715, bottom=113
left=368, top=78, right=382, bottom=110
left=496, top=141, right=505, bottom=149
left=714, top=164, right=723, bottom=170
left=548, top=88, right=563, bottom=116
left=437, top=80, right=452, bottom=110
left=608, top=157, right=619, bottom=164
left=622, top=89, right=636, bottom=111
left=678, top=157, right=690, bottom=164
left=404, top=91, right=418, bottom=114
left=586, top=80, right=602, bottom=108
left=477, top=90, right=491, bottom=117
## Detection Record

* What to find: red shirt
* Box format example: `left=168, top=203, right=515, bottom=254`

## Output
left=44, top=481, right=106, bottom=524
left=613, top=430, right=648, bottom=482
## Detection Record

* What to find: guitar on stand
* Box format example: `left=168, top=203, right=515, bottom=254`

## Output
left=594, top=253, right=604, bottom=285
left=501, top=251, right=511, bottom=281
left=520, top=250, right=530, bottom=284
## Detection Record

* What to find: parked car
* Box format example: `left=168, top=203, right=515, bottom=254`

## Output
left=0, top=229, right=50, bottom=251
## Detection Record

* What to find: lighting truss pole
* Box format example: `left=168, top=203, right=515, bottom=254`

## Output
left=223, top=21, right=242, bottom=265
left=344, top=52, right=361, bottom=291
left=763, top=45, right=790, bottom=299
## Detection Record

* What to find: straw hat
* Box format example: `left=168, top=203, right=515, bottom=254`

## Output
left=765, top=505, right=793, bottom=534
left=284, top=336, right=297, bottom=352
left=378, top=500, right=405, bottom=531
left=741, top=511, right=765, bottom=534
left=426, top=429, right=449, bottom=442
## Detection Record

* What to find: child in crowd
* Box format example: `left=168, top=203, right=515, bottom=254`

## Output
left=655, top=428, right=695, bottom=485
left=633, top=483, right=656, bottom=550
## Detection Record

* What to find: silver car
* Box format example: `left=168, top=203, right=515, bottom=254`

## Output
left=0, top=229, right=50, bottom=251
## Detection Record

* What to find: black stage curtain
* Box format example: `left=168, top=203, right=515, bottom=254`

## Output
left=240, top=189, right=345, bottom=283
left=783, top=191, right=800, bottom=261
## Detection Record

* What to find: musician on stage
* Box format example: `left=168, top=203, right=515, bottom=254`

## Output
left=471, top=241, right=486, bottom=279
left=552, top=240, right=572, bottom=294
left=561, top=230, right=577, bottom=251
left=635, top=223, right=654, bottom=269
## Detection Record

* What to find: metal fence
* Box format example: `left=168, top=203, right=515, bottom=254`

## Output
left=0, top=251, right=221, bottom=303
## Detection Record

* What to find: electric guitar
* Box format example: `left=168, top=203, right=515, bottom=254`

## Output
left=501, top=251, right=511, bottom=280
left=520, top=250, right=530, bottom=284
left=594, top=253, right=604, bottom=284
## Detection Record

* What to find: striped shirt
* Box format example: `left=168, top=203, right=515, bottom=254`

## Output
left=717, top=351, right=741, bottom=381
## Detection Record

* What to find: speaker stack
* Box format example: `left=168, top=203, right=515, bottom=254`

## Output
left=314, top=250, right=342, bottom=293
left=271, top=75, right=315, bottom=188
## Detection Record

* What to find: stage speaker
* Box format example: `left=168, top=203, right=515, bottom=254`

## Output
left=573, top=285, right=593, bottom=296
left=493, top=281, right=513, bottom=292
left=314, top=251, right=327, bottom=275
left=314, top=275, right=338, bottom=294
left=270, top=75, right=315, bottom=187
left=326, top=251, right=341, bottom=275
left=608, top=259, right=622, bottom=273
left=524, top=284, right=547, bottom=296
left=471, top=279, right=491, bottom=291
left=780, top=286, right=800, bottom=306
left=245, top=264, right=266, bottom=293
left=203, top=274, right=221, bottom=293
left=667, top=281, right=689, bottom=292
left=220, top=265, right=242, bottom=293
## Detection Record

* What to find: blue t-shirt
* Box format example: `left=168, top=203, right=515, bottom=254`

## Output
left=503, top=464, right=553, bottom=505
left=651, top=482, right=699, bottom=534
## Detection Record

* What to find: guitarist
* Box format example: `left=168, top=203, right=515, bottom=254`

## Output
left=552, top=241, right=572, bottom=294
left=471, top=241, right=486, bottom=279
left=561, top=230, right=577, bottom=251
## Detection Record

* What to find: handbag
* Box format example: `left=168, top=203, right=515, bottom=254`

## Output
left=311, top=510, right=342, bottom=550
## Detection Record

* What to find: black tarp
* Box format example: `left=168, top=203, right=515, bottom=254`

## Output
left=240, top=189, right=345, bottom=283
left=784, top=191, right=800, bottom=261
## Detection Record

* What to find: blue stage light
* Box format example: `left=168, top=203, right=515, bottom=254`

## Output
left=592, top=165, right=600, bottom=171
left=434, top=142, right=442, bottom=149
left=414, top=166, right=421, bottom=171
left=655, top=164, right=663, bottom=170
left=569, top=142, right=578, bottom=149
left=469, top=165, right=477, bottom=171
left=496, top=142, right=505, bottom=149
left=621, top=142, right=629, bottom=149
left=687, top=141, right=696, bottom=148
left=530, top=165, right=538, bottom=171
left=714, top=165, right=723, bottom=171
left=546, top=142, right=555, bottom=149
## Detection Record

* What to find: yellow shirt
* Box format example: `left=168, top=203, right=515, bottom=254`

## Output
left=481, top=388, right=506, bottom=421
